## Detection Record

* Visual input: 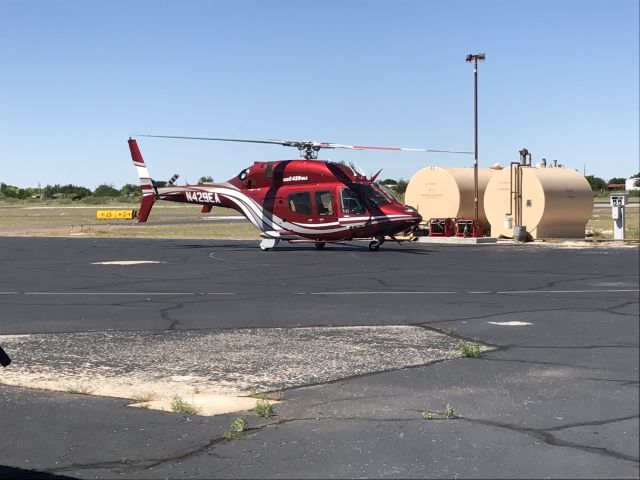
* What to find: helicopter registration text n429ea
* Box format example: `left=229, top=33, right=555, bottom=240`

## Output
left=128, top=135, right=471, bottom=251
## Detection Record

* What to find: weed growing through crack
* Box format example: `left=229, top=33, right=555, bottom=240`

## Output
left=255, top=399, right=274, bottom=417
left=457, top=340, right=481, bottom=358
left=248, top=387, right=282, bottom=402
left=444, top=403, right=455, bottom=419
left=171, top=396, right=200, bottom=415
left=422, top=404, right=457, bottom=420
left=422, top=411, right=436, bottom=420
left=223, top=415, right=248, bottom=440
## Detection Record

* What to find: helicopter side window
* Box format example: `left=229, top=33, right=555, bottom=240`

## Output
left=288, top=192, right=312, bottom=215
left=340, top=188, right=366, bottom=215
left=315, top=191, right=333, bottom=216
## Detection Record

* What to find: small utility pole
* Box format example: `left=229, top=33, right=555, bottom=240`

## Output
left=466, top=53, right=485, bottom=221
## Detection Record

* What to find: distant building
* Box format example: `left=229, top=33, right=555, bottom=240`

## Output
left=625, top=178, right=640, bottom=191
left=607, top=183, right=625, bottom=190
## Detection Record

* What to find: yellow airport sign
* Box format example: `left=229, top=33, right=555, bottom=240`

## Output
left=96, top=209, right=137, bottom=220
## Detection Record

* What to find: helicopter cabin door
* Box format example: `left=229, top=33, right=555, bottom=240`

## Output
left=338, top=187, right=367, bottom=218
left=281, top=188, right=337, bottom=233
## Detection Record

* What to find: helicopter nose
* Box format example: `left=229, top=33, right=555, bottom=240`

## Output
left=408, top=210, right=422, bottom=230
left=404, top=206, right=422, bottom=224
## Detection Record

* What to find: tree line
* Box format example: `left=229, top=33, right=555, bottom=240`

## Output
left=586, top=174, right=639, bottom=191
left=0, top=182, right=141, bottom=200
left=0, top=176, right=217, bottom=200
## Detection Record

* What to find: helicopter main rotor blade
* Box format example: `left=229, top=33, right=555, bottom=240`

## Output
left=326, top=143, right=473, bottom=155
left=137, top=135, right=293, bottom=146
left=137, top=135, right=472, bottom=155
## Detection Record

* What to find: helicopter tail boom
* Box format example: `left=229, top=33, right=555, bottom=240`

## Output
left=128, top=138, right=156, bottom=222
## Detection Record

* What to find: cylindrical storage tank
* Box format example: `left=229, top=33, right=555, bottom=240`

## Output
left=484, top=166, right=593, bottom=239
left=405, top=167, right=499, bottom=228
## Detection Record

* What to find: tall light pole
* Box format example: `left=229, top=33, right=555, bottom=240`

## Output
left=466, top=52, right=485, bottom=221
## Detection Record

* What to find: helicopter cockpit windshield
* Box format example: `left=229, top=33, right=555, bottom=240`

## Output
left=375, top=182, right=401, bottom=202
left=351, top=184, right=391, bottom=206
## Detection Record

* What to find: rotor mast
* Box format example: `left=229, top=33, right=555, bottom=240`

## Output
left=298, top=142, right=322, bottom=160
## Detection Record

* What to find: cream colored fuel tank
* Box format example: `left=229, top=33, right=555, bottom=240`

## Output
left=405, top=167, right=498, bottom=227
left=483, top=166, right=593, bottom=239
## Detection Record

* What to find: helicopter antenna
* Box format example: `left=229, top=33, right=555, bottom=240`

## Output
left=350, top=160, right=367, bottom=177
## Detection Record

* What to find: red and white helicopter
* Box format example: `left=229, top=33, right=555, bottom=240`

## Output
left=128, top=135, right=470, bottom=250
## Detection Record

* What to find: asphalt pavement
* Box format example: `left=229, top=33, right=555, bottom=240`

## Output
left=0, top=237, right=638, bottom=478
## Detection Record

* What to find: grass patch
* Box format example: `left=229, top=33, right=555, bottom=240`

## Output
left=587, top=207, right=640, bottom=241
left=254, top=399, right=274, bottom=418
left=457, top=340, right=481, bottom=358
left=223, top=415, right=248, bottom=440
left=625, top=225, right=640, bottom=241
left=170, top=396, right=201, bottom=415
left=131, top=391, right=156, bottom=403
left=65, top=385, right=94, bottom=395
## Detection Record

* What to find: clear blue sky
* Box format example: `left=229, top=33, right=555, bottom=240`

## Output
left=1, top=0, right=638, bottom=189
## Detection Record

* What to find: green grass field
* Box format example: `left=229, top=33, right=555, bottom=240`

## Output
left=0, top=199, right=638, bottom=241
left=0, top=201, right=261, bottom=239
left=586, top=205, right=639, bottom=241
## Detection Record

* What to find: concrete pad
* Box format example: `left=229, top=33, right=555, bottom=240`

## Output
left=0, top=326, right=470, bottom=415
left=128, top=393, right=277, bottom=416
left=416, top=236, right=498, bottom=244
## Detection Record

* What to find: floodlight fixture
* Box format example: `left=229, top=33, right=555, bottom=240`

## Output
left=465, top=53, right=486, bottom=62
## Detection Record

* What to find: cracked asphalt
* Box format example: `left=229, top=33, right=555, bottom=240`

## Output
left=0, top=237, right=638, bottom=479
